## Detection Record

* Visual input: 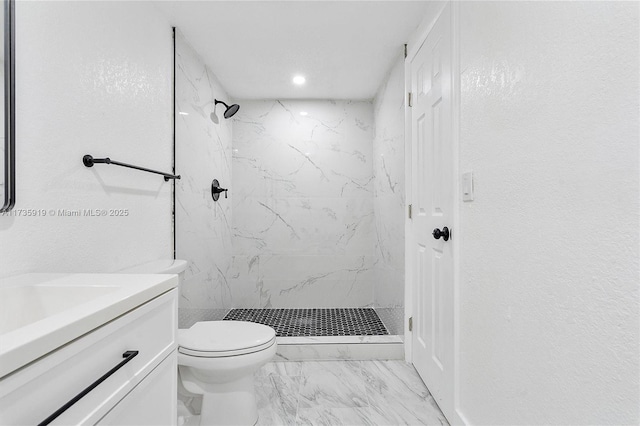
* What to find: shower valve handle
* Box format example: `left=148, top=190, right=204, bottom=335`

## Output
left=211, top=179, right=228, bottom=201
left=212, top=187, right=228, bottom=197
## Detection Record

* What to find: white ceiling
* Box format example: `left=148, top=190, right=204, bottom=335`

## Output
left=154, top=1, right=432, bottom=100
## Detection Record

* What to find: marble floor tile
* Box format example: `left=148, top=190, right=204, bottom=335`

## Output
left=301, top=360, right=363, bottom=376
left=255, top=375, right=299, bottom=426
left=250, top=359, right=447, bottom=426
left=298, top=361, right=368, bottom=409
left=258, top=361, right=304, bottom=377
left=298, top=373, right=368, bottom=410
left=361, top=360, right=431, bottom=406
left=367, top=397, right=449, bottom=426
left=363, top=361, right=449, bottom=426
left=296, top=407, right=375, bottom=426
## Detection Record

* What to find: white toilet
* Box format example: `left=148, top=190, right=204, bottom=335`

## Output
left=121, top=260, right=277, bottom=426
left=178, top=321, right=276, bottom=425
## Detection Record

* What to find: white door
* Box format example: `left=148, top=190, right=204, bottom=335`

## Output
left=410, top=3, right=454, bottom=421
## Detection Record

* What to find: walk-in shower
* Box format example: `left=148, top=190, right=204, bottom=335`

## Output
left=174, top=31, right=405, bottom=356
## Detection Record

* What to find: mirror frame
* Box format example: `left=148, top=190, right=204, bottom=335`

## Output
left=1, top=0, right=14, bottom=212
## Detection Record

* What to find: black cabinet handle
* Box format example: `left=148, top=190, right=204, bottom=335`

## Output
left=38, top=350, right=139, bottom=426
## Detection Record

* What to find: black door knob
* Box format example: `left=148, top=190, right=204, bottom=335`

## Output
left=432, top=226, right=450, bottom=241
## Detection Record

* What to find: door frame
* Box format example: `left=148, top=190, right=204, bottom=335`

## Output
left=403, top=2, right=464, bottom=424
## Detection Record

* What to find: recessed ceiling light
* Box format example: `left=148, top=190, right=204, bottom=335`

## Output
left=293, top=75, right=306, bottom=85
left=299, top=111, right=308, bottom=116
left=179, top=111, right=189, bottom=116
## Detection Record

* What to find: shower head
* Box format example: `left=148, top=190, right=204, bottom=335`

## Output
left=214, top=99, right=240, bottom=119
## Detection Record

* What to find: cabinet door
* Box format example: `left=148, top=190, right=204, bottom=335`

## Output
left=0, top=289, right=177, bottom=426
left=97, top=352, right=177, bottom=426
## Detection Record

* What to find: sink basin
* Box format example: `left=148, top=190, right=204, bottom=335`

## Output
left=0, top=273, right=177, bottom=378
left=0, top=285, right=119, bottom=335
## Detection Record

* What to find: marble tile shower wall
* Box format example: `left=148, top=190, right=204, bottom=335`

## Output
left=175, top=32, right=232, bottom=318
left=231, top=100, right=375, bottom=308
left=372, top=56, right=406, bottom=335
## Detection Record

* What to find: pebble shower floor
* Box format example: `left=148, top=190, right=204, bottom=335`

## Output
left=223, top=308, right=389, bottom=337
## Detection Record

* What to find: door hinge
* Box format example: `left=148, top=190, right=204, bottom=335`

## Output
left=404, top=43, right=408, bottom=58
left=408, top=317, right=413, bottom=332
left=407, top=92, right=413, bottom=107
left=408, top=204, right=412, bottom=219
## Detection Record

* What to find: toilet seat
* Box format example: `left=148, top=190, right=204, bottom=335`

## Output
left=178, top=320, right=276, bottom=358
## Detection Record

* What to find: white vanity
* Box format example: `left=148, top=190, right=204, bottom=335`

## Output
left=0, top=273, right=178, bottom=425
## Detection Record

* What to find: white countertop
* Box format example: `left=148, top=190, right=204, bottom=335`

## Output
left=0, top=273, right=177, bottom=378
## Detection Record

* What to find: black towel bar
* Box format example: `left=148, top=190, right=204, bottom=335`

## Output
left=83, top=155, right=180, bottom=181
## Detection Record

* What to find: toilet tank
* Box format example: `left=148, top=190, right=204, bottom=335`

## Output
left=120, top=259, right=188, bottom=275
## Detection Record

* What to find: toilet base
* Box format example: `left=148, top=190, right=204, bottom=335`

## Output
left=179, top=368, right=259, bottom=426
left=202, top=375, right=258, bottom=426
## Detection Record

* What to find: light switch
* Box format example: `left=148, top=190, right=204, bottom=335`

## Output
left=462, top=171, right=474, bottom=201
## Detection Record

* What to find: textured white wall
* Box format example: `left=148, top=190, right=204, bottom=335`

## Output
left=175, top=31, right=233, bottom=318
left=458, top=2, right=639, bottom=424
left=0, top=1, right=173, bottom=278
left=231, top=100, right=375, bottom=308
left=373, top=54, right=406, bottom=335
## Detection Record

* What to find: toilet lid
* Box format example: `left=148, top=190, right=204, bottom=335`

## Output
left=178, top=321, right=276, bottom=357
